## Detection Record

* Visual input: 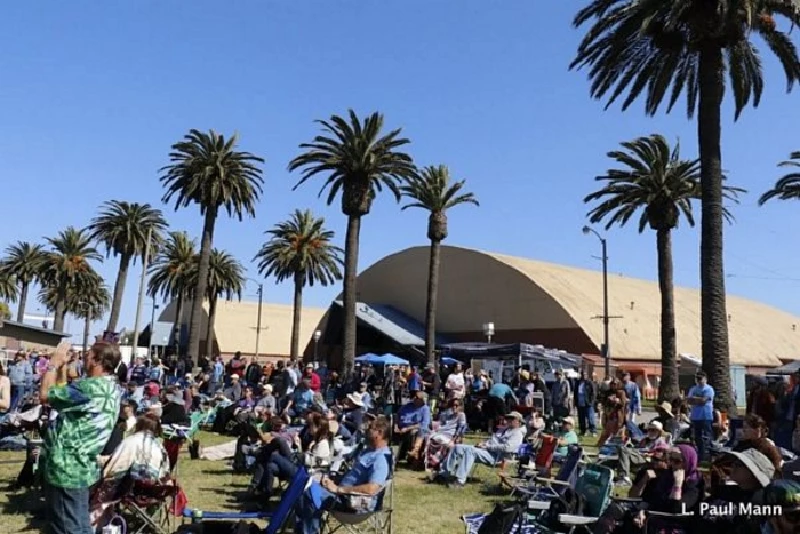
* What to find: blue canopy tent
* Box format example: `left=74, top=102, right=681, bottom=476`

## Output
left=440, top=356, right=462, bottom=366
left=355, top=353, right=410, bottom=366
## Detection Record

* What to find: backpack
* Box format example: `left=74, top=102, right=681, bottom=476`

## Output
left=546, top=487, right=586, bottom=531
left=477, top=502, right=524, bottom=534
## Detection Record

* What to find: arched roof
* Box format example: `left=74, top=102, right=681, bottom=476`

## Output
left=354, top=245, right=800, bottom=367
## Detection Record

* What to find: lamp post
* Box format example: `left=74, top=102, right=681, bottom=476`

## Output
left=313, top=329, right=322, bottom=363
left=149, top=297, right=160, bottom=359
left=78, top=301, right=92, bottom=371
left=583, top=225, right=611, bottom=379
left=246, top=278, right=264, bottom=361
left=482, top=321, right=495, bottom=343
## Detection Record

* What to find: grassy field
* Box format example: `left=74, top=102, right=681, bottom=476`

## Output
left=0, top=431, right=604, bottom=534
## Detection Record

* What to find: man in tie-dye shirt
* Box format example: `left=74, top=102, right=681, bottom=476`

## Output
left=40, top=342, right=121, bottom=534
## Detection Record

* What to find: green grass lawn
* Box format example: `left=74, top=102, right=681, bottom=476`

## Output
left=0, top=431, right=605, bottom=534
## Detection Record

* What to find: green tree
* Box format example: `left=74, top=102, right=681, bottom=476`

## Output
left=254, top=209, right=344, bottom=360
left=185, top=249, right=244, bottom=358
left=570, top=1, right=800, bottom=410
left=289, top=110, right=416, bottom=375
left=39, top=269, right=110, bottom=321
left=88, top=200, right=168, bottom=333
left=39, top=227, right=103, bottom=332
left=0, top=270, right=17, bottom=306
left=400, top=166, right=479, bottom=367
left=0, top=302, right=10, bottom=321
left=760, top=151, right=800, bottom=205
left=160, top=130, right=265, bottom=364
left=0, top=242, right=45, bottom=322
left=583, top=134, right=744, bottom=401
left=148, top=231, right=197, bottom=353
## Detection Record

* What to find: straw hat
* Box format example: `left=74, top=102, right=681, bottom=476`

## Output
left=346, top=392, right=364, bottom=407
left=562, top=416, right=575, bottom=426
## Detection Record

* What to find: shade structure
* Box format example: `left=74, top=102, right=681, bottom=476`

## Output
left=441, top=357, right=462, bottom=366
left=355, top=353, right=410, bottom=366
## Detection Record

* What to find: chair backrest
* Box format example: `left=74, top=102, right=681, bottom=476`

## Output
left=556, top=446, right=582, bottom=486
left=264, top=465, right=310, bottom=534
left=374, top=452, right=396, bottom=511
left=575, top=463, right=613, bottom=517
left=535, top=435, right=557, bottom=470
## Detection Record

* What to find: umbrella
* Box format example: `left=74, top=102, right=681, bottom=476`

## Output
left=355, top=353, right=409, bottom=366
left=440, top=357, right=462, bottom=366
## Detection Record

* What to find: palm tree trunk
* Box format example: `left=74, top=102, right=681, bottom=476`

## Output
left=342, top=214, right=362, bottom=380
left=206, top=294, right=217, bottom=359
left=424, top=238, right=442, bottom=369
left=107, top=253, right=131, bottom=333
left=173, top=292, right=184, bottom=352
left=16, top=281, right=28, bottom=323
left=290, top=271, right=304, bottom=361
left=187, top=208, right=216, bottom=365
left=53, top=285, right=67, bottom=332
left=656, top=229, right=679, bottom=402
left=698, top=45, right=732, bottom=412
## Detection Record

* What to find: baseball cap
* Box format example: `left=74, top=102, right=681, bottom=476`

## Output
left=725, top=449, right=775, bottom=487
left=505, top=411, right=524, bottom=421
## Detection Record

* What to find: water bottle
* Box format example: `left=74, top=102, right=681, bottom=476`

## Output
left=191, top=509, right=204, bottom=533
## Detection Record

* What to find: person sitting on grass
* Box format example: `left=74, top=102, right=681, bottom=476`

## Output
left=615, top=420, right=669, bottom=486
left=439, top=411, right=525, bottom=488
left=294, top=416, right=392, bottom=534
left=394, top=391, right=432, bottom=463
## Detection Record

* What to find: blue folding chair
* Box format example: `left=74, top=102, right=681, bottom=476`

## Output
left=518, top=446, right=583, bottom=509
left=182, top=465, right=310, bottom=534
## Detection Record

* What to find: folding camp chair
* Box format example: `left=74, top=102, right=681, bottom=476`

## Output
left=518, top=446, right=582, bottom=510
left=322, top=452, right=395, bottom=534
left=499, top=435, right=557, bottom=490
left=550, top=463, right=614, bottom=534
left=119, top=480, right=180, bottom=534
left=182, top=465, right=310, bottom=534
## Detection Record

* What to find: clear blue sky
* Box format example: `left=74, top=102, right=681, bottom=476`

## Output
left=2, top=2, right=799, bottom=341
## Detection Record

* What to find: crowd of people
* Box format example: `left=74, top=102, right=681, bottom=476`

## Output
left=4, top=347, right=800, bottom=534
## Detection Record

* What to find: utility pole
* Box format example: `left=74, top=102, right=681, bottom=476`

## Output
left=255, top=283, right=263, bottom=361
left=81, top=303, right=91, bottom=368
left=600, top=236, right=610, bottom=379
left=149, top=297, right=159, bottom=360
left=131, top=228, right=152, bottom=359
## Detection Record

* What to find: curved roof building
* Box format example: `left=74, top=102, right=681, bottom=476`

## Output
left=348, top=245, right=800, bottom=370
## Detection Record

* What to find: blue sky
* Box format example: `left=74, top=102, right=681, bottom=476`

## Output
left=1, top=2, right=799, bottom=341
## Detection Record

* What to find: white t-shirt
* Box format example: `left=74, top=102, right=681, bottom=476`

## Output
left=446, top=373, right=465, bottom=399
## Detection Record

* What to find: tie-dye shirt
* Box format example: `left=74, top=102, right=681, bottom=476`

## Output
left=44, top=375, right=121, bottom=488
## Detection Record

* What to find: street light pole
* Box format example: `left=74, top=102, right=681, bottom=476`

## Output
left=149, top=297, right=159, bottom=360
left=313, top=329, right=322, bottom=363
left=583, top=225, right=611, bottom=379
left=255, top=283, right=263, bottom=361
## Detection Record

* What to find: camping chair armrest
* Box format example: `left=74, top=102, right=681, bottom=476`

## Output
left=558, top=514, right=600, bottom=526
left=527, top=500, right=552, bottom=511
left=534, top=477, right=569, bottom=486
left=613, top=497, right=642, bottom=503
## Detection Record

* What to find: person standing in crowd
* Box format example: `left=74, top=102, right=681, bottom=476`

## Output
left=445, top=363, right=465, bottom=401
left=40, top=342, right=121, bottom=534
left=529, top=370, right=549, bottom=414
left=422, top=364, right=441, bottom=413
left=116, top=357, right=128, bottom=385
left=406, top=366, right=422, bottom=394
left=485, top=379, right=516, bottom=432
left=622, top=372, right=641, bottom=423
left=574, top=371, right=597, bottom=437
left=211, top=356, right=224, bottom=394
left=8, top=351, right=32, bottom=411
left=129, top=357, right=147, bottom=386
left=230, top=351, right=245, bottom=377
left=0, top=361, right=10, bottom=420
left=303, top=363, right=321, bottom=392
left=550, top=370, right=570, bottom=418
left=686, top=370, right=715, bottom=461
left=245, top=358, right=262, bottom=387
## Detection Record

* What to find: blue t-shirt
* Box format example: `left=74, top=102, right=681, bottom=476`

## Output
left=341, top=446, right=391, bottom=511
left=624, top=382, right=640, bottom=408
left=489, top=382, right=513, bottom=400
left=407, top=373, right=422, bottom=391
left=687, top=383, right=714, bottom=421
left=293, top=388, right=314, bottom=414
left=398, top=402, right=432, bottom=433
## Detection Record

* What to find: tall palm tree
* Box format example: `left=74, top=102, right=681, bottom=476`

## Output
left=185, top=249, right=244, bottom=358
left=583, top=135, right=744, bottom=401
left=760, top=151, right=800, bottom=205
left=0, top=269, right=17, bottom=305
left=39, top=227, right=103, bottom=332
left=570, top=1, right=800, bottom=410
left=160, top=130, right=265, bottom=364
left=0, top=242, right=45, bottom=322
left=88, top=200, right=168, bottom=333
left=39, top=269, right=110, bottom=321
left=289, top=110, right=416, bottom=375
left=254, top=209, right=344, bottom=360
left=400, top=166, right=479, bottom=367
left=148, top=231, right=196, bottom=352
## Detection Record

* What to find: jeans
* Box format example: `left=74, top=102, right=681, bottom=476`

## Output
left=263, top=453, right=298, bottom=497
left=441, top=444, right=497, bottom=484
left=577, top=404, right=596, bottom=434
left=692, top=420, right=713, bottom=461
left=46, top=484, right=92, bottom=534
left=10, top=384, right=23, bottom=412
left=617, top=446, right=646, bottom=479
left=253, top=438, right=293, bottom=491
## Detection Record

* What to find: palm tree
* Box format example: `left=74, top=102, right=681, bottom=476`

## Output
left=400, top=166, right=479, bottom=367
left=760, top=152, right=800, bottom=205
left=160, top=130, right=265, bottom=364
left=0, top=269, right=17, bottom=305
left=583, top=135, right=744, bottom=401
left=0, top=242, right=45, bottom=322
left=39, top=227, right=103, bottom=332
left=570, top=2, right=800, bottom=410
left=39, top=269, right=110, bottom=321
left=88, top=200, right=168, bottom=333
left=148, top=231, right=196, bottom=352
left=254, top=209, right=344, bottom=360
left=185, top=249, right=244, bottom=358
left=289, top=110, right=416, bottom=375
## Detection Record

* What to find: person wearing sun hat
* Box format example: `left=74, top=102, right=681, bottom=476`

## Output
left=616, top=420, right=668, bottom=485
left=550, top=416, right=579, bottom=457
